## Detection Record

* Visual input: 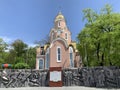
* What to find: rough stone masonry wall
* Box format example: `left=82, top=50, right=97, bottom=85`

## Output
left=0, top=66, right=120, bottom=88
left=63, top=66, right=120, bottom=88
left=0, top=69, right=49, bottom=88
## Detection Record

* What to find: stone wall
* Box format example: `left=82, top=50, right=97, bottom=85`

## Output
left=0, top=66, right=120, bottom=88
left=0, top=69, right=49, bottom=88
left=63, top=66, right=120, bottom=88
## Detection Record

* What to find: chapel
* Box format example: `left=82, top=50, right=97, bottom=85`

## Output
left=36, top=12, right=82, bottom=69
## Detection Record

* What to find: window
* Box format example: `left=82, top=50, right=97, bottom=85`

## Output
left=69, top=47, right=74, bottom=67
left=39, top=59, right=44, bottom=69
left=57, top=30, right=61, bottom=35
left=58, top=22, right=60, bottom=27
left=65, top=33, right=68, bottom=40
left=57, top=47, right=61, bottom=62
left=45, top=48, right=49, bottom=69
left=41, top=48, right=45, bottom=55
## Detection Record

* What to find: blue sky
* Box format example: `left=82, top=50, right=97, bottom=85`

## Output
left=0, top=0, right=120, bottom=46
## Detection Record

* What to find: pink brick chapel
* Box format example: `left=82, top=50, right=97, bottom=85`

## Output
left=36, top=12, right=82, bottom=69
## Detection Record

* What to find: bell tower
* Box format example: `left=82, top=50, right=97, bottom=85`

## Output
left=50, top=12, right=71, bottom=44
left=54, top=11, right=66, bottom=29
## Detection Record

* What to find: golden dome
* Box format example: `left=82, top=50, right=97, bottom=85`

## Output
left=55, top=12, right=65, bottom=22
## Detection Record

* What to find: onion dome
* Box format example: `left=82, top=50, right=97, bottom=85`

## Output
left=55, top=12, right=65, bottom=22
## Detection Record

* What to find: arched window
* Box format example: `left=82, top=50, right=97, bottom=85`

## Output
left=45, top=48, right=49, bottom=69
left=39, top=58, right=44, bottom=69
left=69, top=47, right=74, bottom=67
left=57, top=46, right=61, bottom=62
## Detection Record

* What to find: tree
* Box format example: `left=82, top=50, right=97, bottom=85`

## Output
left=0, top=38, right=36, bottom=69
left=25, top=47, right=36, bottom=69
left=34, top=34, right=50, bottom=47
left=5, top=39, right=28, bottom=68
left=11, top=39, right=28, bottom=57
left=0, top=38, right=8, bottom=52
left=0, top=38, right=8, bottom=68
left=77, top=4, right=120, bottom=67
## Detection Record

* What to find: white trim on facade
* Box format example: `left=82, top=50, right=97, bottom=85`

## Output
left=69, top=46, right=74, bottom=67
left=49, top=28, right=55, bottom=37
left=36, top=58, right=39, bottom=70
left=56, top=46, right=61, bottom=62
left=45, top=48, right=49, bottom=69
left=51, top=32, right=54, bottom=41
left=51, top=37, right=68, bottom=48
left=58, top=21, right=61, bottom=27
left=69, top=46, right=73, bottom=53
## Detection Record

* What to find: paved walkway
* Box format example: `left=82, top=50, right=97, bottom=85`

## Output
left=0, top=87, right=119, bottom=90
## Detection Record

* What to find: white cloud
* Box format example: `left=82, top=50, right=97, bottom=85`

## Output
left=0, top=36, right=13, bottom=43
left=0, top=36, right=37, bottom=48
left=27, top=43, right=36, bottom=48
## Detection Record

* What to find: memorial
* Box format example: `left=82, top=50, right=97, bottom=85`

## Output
left=49, top=67, right=62, bottom=87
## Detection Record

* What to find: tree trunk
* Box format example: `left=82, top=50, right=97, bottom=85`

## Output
left=96, top=42, right=100, bottom=64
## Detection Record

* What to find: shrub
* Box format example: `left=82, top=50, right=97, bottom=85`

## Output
left=14, top=63, right=30, bottom=69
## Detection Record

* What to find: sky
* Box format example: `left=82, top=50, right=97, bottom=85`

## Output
left=0, top=0, right=120, bottom=47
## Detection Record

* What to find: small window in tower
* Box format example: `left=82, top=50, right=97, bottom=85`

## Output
left=65, top=33, right=68, bottom=40
left=58, top=22, right=60, bottom=27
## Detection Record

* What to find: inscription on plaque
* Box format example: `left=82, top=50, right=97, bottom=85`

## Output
left=50, top=71, right=61, bottom=82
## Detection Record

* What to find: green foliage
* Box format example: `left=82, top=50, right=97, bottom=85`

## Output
left=0, top=38, right=8, bottom=52
left=11, top=39, right=28, bottom=57
left=7, top=39, right=36, bottom=69
left=14, top=62, right=30, bottom=69
left=77, top=4, right=120, bottom=67
left=0, top=38, right=8, bottom=69
left=26, top=47, right=36, bottom=68
left=0, top=38, right=36, bottom=69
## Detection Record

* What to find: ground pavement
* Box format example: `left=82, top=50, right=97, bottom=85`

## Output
left=0, top=86, right=119, bottom=90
